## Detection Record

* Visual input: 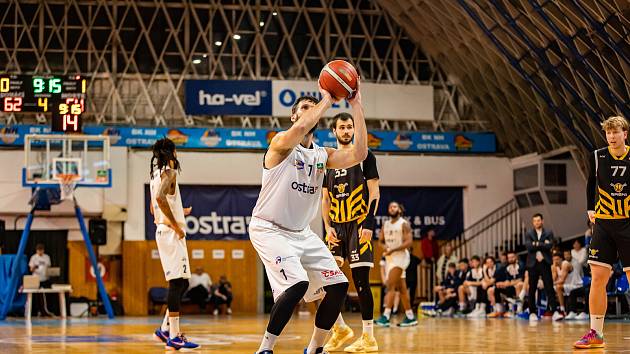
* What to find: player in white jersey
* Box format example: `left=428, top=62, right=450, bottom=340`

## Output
left=374, top=201, right=417, bottom=327
left=148, top=138, right=199, bottom=350
left=250, top=80, right=368, bottom=354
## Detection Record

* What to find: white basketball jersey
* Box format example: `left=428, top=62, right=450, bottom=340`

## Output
left=252, top=143, right=328, bottom=231
left=150, top=167, right=186, bottom=230
left=383, top=217, right=409, bottom=258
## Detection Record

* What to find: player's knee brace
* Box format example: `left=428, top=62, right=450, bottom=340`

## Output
left=167, top=278, right=189, bottom=312
left=267, top=281, right=309, bottom=335
left=352, top=267, right=374, bottom=320
left=315, top=281, right=350, bottom=330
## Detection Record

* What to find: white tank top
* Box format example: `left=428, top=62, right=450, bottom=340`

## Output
left=150, top=167, right=186, bottom=230
left=252, top=143, right=328, bottom=231
left=383, top=217, right=409, bottom=258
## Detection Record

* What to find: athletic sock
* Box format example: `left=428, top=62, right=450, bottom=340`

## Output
left=161, top=310, right=170, bottom=331
left=458, top=302, right=466, bottom=311
left=559, top=306, right=565, bottom=312
left=306, top=327, right=329, bottom=354
left=383, top=308, right=392, bottom=320
left=258, top=331, right=278, bottom=353
left=169, top=316, right=180, bottom=339
left=362, top=320, right=373, bottom=337
left=591, top=315, right=605, bottom=336
left=405, top=309, right=415, bottom=320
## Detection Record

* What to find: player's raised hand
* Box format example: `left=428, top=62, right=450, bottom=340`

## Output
left=326, top=226, right=340, bottom=247
left=318, top=79, right=339, bottom=103
left=184, top=207, right=192, bottom=216
left=347, top=77, right=362, bottom=106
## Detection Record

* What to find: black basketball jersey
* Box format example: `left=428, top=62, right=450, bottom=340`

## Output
left=591, top=146, right=630, bottom=219
left=324, top=150, right=379, bottom=223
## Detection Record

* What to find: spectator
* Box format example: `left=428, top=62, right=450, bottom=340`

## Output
left=406, top=248, right=421, bottom=310
left=212, top=275, right=233, bottom=315
left=498, top=251, right=508, bottom=271
left=186, top=267, right=212, bottom=310
left=525, top=213, right=561, bottom=321
left=554, top=250, right=587, bottom=320
left=28, top=243, right=52, bottom=317
left=436, top=263, right=461, bottom=315
left=29, top=243, right=51, bottom=287
left=420, top=228, right=439, bottom=263
left=488, top=250, right=524, bottom=317
left=436, top=243, right=458, bottom=286
left=461, top=255, right=487, bottom=317
left=457, top=258, right=469, bottom=285
left=572, top=239, right=588, bottom=269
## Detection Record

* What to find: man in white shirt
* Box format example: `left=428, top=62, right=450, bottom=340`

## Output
left=29, top=244, right=51, bottom=285
left=28, top=243, right=51, bottom=317
left=186, top=267, right=213, bottom=310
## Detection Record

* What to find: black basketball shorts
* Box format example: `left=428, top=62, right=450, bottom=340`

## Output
left=589, top=218, right=630, bottom=272
left=328, top=220, right=374, bottom=268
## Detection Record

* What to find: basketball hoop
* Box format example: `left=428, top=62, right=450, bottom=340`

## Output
left=57, top=173, right=79, bottom=201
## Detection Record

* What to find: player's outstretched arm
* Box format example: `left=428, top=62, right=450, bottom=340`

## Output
left=156, top=169, right=185, bottom=238
left=325, top=83, right=368, bottom=169
left=269, top=82, right=335, bottom=153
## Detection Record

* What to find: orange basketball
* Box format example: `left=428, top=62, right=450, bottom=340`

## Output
left=318, top=60, right=359, bottom=100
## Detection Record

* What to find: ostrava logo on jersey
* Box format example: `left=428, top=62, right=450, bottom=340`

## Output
left=291, top=181, right=318, bottom=194
left=294, top=159, right=305, bottom=170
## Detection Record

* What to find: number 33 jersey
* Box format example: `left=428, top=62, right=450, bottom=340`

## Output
left=591, top=146, right=630, bottom=219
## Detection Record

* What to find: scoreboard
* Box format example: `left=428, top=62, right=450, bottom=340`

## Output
left=0, top=74, right=87, bottom=132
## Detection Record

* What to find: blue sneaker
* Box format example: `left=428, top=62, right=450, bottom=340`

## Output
left=166, top=334, right=200, bottom=350
left=303, top=347, right=327, bottom=354
left=154, top=328, right=169, bottom=343
left=374, top=315, right=390, bottom=327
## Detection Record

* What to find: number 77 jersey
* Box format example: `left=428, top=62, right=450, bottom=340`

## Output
left=594, top=146, right=630, bottom=219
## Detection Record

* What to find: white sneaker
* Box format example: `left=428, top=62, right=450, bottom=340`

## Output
left=529, top=313, right=539, bottom=322
left=552, top=311, right=565, bottom=321
left=227, top=308, right=232, bottom=315
left=469, top=308, right=486, bottom=318
left=565, top=311, right=577, bottom=320
left=213, top=309, right=219, bottom=316
left=575, top=312, right=589, bottom=320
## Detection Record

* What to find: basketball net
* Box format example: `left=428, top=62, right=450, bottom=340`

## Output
left=58, top=174, right=78, bottom=201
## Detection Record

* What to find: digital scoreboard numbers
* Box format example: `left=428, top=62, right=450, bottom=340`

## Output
left=0, top=74, right=87, bottom=132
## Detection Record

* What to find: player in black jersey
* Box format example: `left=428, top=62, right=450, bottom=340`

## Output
left=322, top=112, right=380, bottom=353
left=574, top=116, right=630, bottom=349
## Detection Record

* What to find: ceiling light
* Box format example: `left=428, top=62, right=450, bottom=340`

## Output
left=259, top=21, right=265, bottom=27
left=202, top=54, right=207, bottom=58
left=272, top=11, right=278, bottom=16
left=192, top=59, right=201, bottom=64
left=233, top=34, right=241, bottom=40
left=214, top=41, right=222, bottom=46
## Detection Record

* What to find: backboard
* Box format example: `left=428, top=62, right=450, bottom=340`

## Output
left=23, top=134, right=111, bottom=188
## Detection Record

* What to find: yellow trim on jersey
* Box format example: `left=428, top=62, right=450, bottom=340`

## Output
left=328, top=184, right=368, bottom=223
left=594, top=187, right=630, bottom=219
left=608, top=145, right=630, bottom=160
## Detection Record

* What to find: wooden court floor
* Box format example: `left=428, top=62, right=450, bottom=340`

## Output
left=1, top=314, right=629, bottom=353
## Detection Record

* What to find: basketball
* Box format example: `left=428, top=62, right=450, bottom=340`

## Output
left=319, top=60, right=359, bottom=100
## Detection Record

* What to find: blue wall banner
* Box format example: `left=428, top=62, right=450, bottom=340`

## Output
left=145, top=185, right=260, bottom=240
left=0, top=125, right=496, bottom=153
left=376, top=187, right=464, bottom=240
left=185, top=80, right=272, bottom=116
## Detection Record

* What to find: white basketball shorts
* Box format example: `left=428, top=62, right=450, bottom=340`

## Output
left=155, top=224, right=191, bottom=281
left=249, top=217, right=348, bottom=302
left=385, top=252, right=410, bottom=279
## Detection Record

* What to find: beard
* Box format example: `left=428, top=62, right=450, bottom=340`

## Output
left=388, top=210, right=401, bottom=218
left=336, top=134, right=353, bottom=145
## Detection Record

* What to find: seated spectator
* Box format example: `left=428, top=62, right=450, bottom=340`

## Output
left=488, top=250, right=524, bottom=317
left=457, top=258, right=469, bottom=284
left=212, top=275, right=233, bottom=315
left=460, top=256, right=487, bottom=317
left=186, top=267, right=212, bottom=310
left=436, top=243, right=458, bottom=287
left=497, top=251, right=508, bottom=272
left=555, top=250, right=587, bottom=320
left=435, top=262, right=461, bottom=314
left=571, top=239, right=588, bottom=270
